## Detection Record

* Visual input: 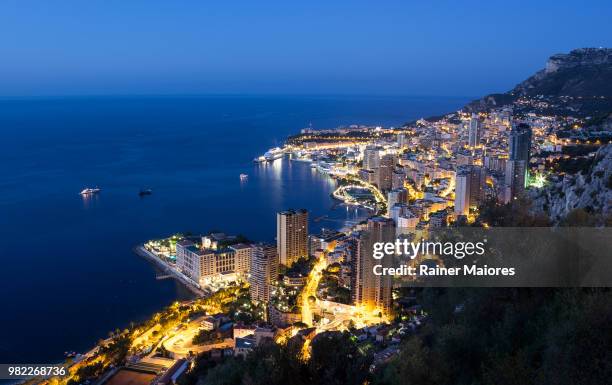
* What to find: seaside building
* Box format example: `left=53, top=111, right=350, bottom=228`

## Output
left=249, top=243, right=278, bottom=303
left=230, top=243, right=253, bottom=275
left=176, top=240, right=244, bottom=286
left=277, top=209, right=309, bottom=267
left=176, top=240, right=214, bottom=285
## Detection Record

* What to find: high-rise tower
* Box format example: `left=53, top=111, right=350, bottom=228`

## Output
left=351, top=217, right=395, bottom=316
left=505, top=123, right=532, bottom=202
left=276, top=209, right=309, bottom=266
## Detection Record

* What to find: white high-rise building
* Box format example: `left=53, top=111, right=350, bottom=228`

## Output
left=363, top=146, right=380, bottom=170
left=230, top=243, right=253, bottom=275
left=397, top=133, right=409, bottom=148
left=454, top=165, right=486, bottom=216
left=454, top=170, right=471, bottom=216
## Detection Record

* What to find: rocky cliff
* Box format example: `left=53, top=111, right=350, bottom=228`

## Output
left=465, top=48, right=612, bottom=115
left=513, top=48, right=612, bottom=97
left=530, top=144, right=612, bottom=225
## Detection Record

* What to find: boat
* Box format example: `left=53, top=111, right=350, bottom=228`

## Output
left=80, top=187, right=100, bottom=195
left=263, top=147, right=284, bottom=161
left=239, top=173, right=248, bottom=181
left=139, top=188, right=153, bottom=196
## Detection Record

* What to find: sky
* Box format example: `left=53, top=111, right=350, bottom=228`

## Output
left=0, top=0, right=611, bottom=97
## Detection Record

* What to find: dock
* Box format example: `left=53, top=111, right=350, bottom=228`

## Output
left=133, top=246, right=207, bottom=297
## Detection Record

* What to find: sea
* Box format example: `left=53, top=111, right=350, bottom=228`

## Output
left=0, top=95, right=469, bottom=364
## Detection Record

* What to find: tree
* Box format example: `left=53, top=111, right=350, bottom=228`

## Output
left=309, top=331, right=371, bottom=385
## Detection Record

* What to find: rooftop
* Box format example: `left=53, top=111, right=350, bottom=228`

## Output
left=235, top=336, right=256, bottom=349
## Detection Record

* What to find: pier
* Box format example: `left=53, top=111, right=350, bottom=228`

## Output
left=133, top=246, right=207, bottom=297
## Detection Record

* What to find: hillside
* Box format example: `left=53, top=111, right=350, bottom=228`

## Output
left=514, top=48, right=612, bottom=96
left=465, top=48, right=612, bottom=116
left=530, top=144, right=612, bottom=225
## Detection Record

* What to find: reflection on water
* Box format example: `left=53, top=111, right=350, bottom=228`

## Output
left=81, top=193, right=100, bottom=209
left=253, top=156, right=372, bottom=233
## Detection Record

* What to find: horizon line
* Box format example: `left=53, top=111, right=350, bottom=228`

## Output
left=0, top=92, right=478, bottom=101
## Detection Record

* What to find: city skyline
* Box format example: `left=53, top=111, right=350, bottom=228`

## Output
left=0, top=0, right=610, bottom=379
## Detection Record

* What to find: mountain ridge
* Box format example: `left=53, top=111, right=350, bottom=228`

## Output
left=464, top=47, right=612, bottom=116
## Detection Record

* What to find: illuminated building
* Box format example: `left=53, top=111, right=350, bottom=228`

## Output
left=377, top=154, right=396, bottom=192
left=468, top=113, right=480, bottom=147
left=230, top=243, right=253, bottom=275
left=387, top=188, right=408, bottom=216
left=454, top=165, right=485, bottom=215
left=391, top=169, right=406, bottom=189
left=504, top=160, right=527, bottom=203
left=351, top=217, right=394, bottom=315
left=249, top=243, right=278, bottom=303
left=277, top=209, right=309, bottom=267
left=358, top=168, right=378, bottom=185
left=504, top=123, right=532, bottom=202
left=176, top=240, right=244, bottom=285
left=397, top=133, right=409, bottom=148
left=363, top=146, right=381, bottom=170
left=509, top=123, right=532, bottom=162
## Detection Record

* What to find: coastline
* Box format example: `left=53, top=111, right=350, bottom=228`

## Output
left=133, top=246, right=207, bottom=297
left=0, top=94, right=464, bottom=366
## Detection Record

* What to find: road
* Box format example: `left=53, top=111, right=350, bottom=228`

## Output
left=301, top=256, right=328, bottom=326
left=316, top=301, right=387, bottom=332
left=301, top=256, right=387, bottom=330
left=161, top=317, right=233, bottom=358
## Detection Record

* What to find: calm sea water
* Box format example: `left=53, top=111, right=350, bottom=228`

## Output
left=0, top=95, right=468, bottom=364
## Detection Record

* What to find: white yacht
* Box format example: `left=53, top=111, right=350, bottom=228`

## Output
left=264, top=147, right=284, bottom=161
left=80, top=187, right=100, bottom=195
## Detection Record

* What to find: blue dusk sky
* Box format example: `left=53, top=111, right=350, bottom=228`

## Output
left=0, top=0, right=611, bottom=97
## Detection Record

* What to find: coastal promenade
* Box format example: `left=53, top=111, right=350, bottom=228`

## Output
left=134, top=246, right=207, bottom=297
